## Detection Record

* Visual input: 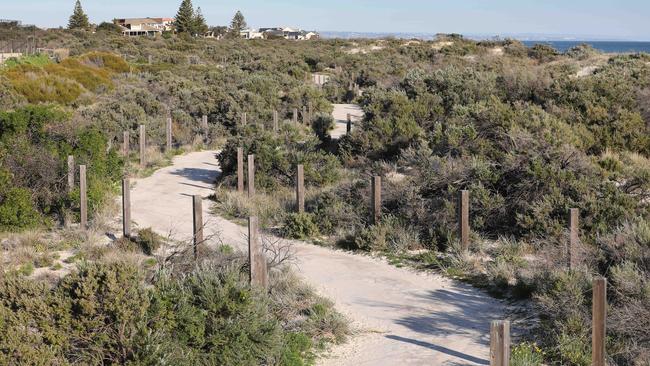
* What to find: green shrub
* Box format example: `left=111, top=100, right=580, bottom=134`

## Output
left=511, top=342, right=544, bottom=366
left=0, top=187, right=41, bottom=231
left=136, top=228, right=163, bottom=255
left=283, top=213, right=320, bottom=239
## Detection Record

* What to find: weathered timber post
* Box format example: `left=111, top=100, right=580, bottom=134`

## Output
left=273, top=110, right=279, bottom=131
left=371, top=176, right=382, bottom=225
left=237, top=147, right=245, bottom=193
left=67, top=155, right=75, bottom=193
left=79, top=165, right=87, bottom=230
left=247, top=154, right=255, bottom=197
left=123, top=131, right=130, bottom=156
left=248, top=216, right=268, bottom=288
left=569, top=208, right=579, bottom=269
left=347, top=113, right=352, bottom=134
left=308, top=101, right=313, bottom=123
left=122, top=178, right=131, bottom=238
left=192, top=195, right=203, bottom=261
left=293, top=108, right=298, bottom=124
left=241, top=112, right=247, bottom=126
left=592, top=277, right=607, bottom=366
left=148, top=55, right=152, bottom=64
left=166, top=118, right=172, bottom=152
left=202, top=114, right=208, bottom=130
left=139, top=124, right=146, bottom=167
left=302, top=106, right=308, bottom=124
left=296, top=165, right=305, bottom=213
left=459, top=190, right=470, bottom=250
left=490, top=320, right=511, bottom=366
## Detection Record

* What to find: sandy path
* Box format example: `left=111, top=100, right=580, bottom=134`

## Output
left=331, top=104, right=364, bottom=139
left=129, top=150, right=504, bottom=366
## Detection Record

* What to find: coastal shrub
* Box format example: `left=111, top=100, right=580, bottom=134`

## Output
left=135, top=228, right=163, bottom=255
left=283, top=213, right=320, bottom=240
left=0, top=261, right=343, bottom=365
left=218, top=125, right=341, bottom=190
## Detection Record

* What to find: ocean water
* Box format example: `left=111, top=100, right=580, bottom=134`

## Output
left=521, top=41, right=650, bottom=54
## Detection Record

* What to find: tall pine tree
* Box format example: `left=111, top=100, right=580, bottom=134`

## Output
left=193, top=7, right=208, bottom=36
left=68, top=0, right=90, bottom=30
left=174, top=0, right=195, bottom=34
left=229, top=10, right=247, bottom=38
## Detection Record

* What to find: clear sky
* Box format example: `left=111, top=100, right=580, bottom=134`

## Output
left=3, top=0, right=649, bottom=40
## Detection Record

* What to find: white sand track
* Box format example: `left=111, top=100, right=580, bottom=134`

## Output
left=128, top=149, right=505, bottom=365
left=331, top=104, right=364, bottom=139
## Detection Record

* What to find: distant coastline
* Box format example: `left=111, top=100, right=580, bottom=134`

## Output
left=320, top=31, right=650, bottom=53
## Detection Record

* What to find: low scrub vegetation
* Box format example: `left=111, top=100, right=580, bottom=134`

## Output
left=0, top=27, right=648, bottom=364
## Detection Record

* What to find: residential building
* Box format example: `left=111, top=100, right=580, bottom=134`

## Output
left=240, top=29, right=265, bottom=39
left=113, top=18, right=174, bottom=37
left=244, top=27, right=319, bottom=40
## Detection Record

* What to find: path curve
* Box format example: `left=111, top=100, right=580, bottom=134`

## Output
left=331, top=104, right=364, bottom=139
left=129, top=150, right=504, bottom=366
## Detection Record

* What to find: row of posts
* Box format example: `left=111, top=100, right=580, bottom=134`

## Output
left=241, top=105, right=314, bottom=129
left=489, top=277, right=607, bottom=366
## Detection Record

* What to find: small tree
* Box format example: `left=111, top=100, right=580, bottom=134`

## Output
left=229, top=10, right=247, bottom=38
left=68, top=0, right=90, bottom=30
left=193, top=7, right=208, bottom=36
left=174, top=0, right=195, bottom=34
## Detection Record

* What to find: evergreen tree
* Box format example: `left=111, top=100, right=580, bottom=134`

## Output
left=68, top=0, right=90, bottom=30
left=174, top=0, right=195, bottom=34
left=193, top=7, right=208, bottom=36
left=229, top=10, right=247, bottom=38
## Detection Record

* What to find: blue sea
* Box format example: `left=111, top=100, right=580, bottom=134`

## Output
left=521, top=41, right=650, bottom=54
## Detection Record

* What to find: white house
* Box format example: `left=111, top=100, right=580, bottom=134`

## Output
left=240, top=29, right=265, bottom=39
left=113, top=18, right=174, bottom=37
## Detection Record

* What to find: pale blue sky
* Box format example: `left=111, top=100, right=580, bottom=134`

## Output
left=3, top=0, right=649, bottom=39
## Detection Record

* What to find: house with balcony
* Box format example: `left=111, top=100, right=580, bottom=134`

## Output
left=113, top=17, right=174, bottom=37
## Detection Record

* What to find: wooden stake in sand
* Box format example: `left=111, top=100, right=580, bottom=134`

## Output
left=122, top=178, right=131, bottom=238
left=193, top=195, right=204, bottom=260
left=237, top=147, right=245, bottom=194
left=592, top=277, right=607, bottom=366
left=371, top=176, right=382, bottom=225
left=296, top=165, right=305, bottom=213
left=247, top=154, right=255, bottom=197
left=139, top=124, right=146, bottom=167
left=248, top=216, right=268, bottom=288
left=490, top=320, right=510, bottom=366
left=459, top=190, right=470, bottom=251
left=79, top=165, right=87, bottom=230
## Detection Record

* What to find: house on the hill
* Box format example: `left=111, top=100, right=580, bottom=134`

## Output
left=244, top=27, right=319, bottom=40
left=113, top=18, right=174, bottom=37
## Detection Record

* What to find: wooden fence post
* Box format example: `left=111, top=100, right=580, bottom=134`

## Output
left=166, top=118, right=172, bottom=152
left=237, top=147, right=245, bottom=193
left=592, top=277, right=607, bottom=366
left=248, top=216, right=268, bottom=288
left=247, top=154, right=255, bottom=197
left=79, top=165, right=87, bottom=230
left=490, top=320, right=511, bottom=366
left=296, top=165, right=305, bottom=213
left=273, top=110, right=278, bottom=131
left=139, top=124, right=146, bottom=167
left=193, top=195, right=203, bottom=261
left=67, top=155, right=74, bottom=193
left=459, top=190, right=470, bottom=251
left=123, top=131, right=129, bottom=156
left=347, top=113, right=352, bottom=134
left=202, top=114, right=208, bottom=130
left=569, top=208, right=579, bottom=269
left=302, top=106, right=308, bottom=124
left=308, top=101, right=313, bottom=123
left=293, top=108, right=298, bottom=124
left=241, top=112, right=247, bottom=126
left=122, top=178, right=131, bottom=238
left=371, top=176, right=381, bottom=224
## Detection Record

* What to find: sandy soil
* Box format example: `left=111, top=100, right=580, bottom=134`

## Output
left=331, top=104, right=364, bottom=139
left=128, top=148, right=505, bottom=365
